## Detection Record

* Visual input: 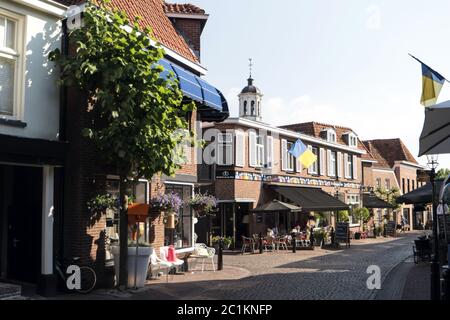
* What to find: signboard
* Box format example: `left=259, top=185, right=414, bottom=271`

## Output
left=385, top=221, right=396, bottom=237
left=438, top=215, right=450, bottom=242
left=335, top=222, right=350, bottom=247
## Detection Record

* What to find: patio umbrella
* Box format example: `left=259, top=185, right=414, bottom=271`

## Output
left=252, top=200, right=302, bottom=213
left=397, top=180, right=444, bottom=205
left=419, top=100, right=450, bottom=156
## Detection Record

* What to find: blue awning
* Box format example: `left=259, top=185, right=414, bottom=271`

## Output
left=158, top=59, right=229, bottom=121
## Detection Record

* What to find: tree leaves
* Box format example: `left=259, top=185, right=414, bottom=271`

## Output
left=49, top=1, right=197, bottom=180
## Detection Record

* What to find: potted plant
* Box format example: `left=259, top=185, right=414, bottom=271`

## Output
left=189, top=193, right=218, bottom=217
left=111, top=240, right=152, bottom=288
left=313, top=229, right=327, bottom=246
left=211, top=236, right=233, bottom=250
left=150, top=192, right=182, bottom=229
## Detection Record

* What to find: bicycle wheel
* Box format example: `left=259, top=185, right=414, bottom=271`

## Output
left=75, top=266, right=97, bottom=294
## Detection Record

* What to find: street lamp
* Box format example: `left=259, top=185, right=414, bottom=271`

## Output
left=427, top=154, right=440, bottom=300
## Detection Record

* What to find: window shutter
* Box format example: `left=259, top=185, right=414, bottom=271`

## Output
left=235, top=131, right=245, bottom=167
left=249, top=131, right=257, bottom=167
left=327, top=150, right=332, bottom=176
left=266, top=136, right=273, bottom=168
left=353, top=155, right=358, bottom=180
left=337, top=152, right=342, bottom=178
left=281, top=139, right=288, bottom=171
left=296, top=153, right=303, bottom=173
left=319, top=148, right=325, bottom=175
left=344, top=153, right=349, bottom=178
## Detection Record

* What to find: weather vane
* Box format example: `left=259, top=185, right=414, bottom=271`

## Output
left=249, top=58, right=253, bottom=78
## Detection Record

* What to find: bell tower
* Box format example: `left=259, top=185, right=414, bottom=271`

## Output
left=239, top=59, right=263, bottom=122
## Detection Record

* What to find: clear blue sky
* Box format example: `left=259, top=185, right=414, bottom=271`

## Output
left=178, top=0, right=450, bottom=169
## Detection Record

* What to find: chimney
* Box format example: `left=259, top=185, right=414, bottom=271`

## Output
left=164, top=3, right=209, bottom=61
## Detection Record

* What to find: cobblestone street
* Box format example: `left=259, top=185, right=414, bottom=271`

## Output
left=133, top=231, right=424, bottom=300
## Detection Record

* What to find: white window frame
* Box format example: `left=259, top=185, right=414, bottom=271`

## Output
left=285, top=141, right=295, bottom=172
left=235, top=130, right=245, bottom=168
left=345, top=153, right=353, bottom=179
left=325, top=129, right=337, bottom=143
left=328, top=150, right=336, bottom=177
left=217, top=132, right=233, bottom=166
left=266, top=135, right=273, bottom=169
left=256, top=135, right=265, bottom=168
left=308, top=146, right=319, bottom=175
left=0, top=9, right=25, bottom=121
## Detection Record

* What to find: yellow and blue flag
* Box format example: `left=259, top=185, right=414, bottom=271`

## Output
left=410, top=54, right=447, bottom=107
left=289, top=139, right=317, bottom=168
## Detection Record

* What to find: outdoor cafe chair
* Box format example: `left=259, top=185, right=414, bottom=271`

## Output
left=274, top=236, right=289, bottom=251
left=159, top=246, right=184, bottom=274
left=264, top=236, right=276, bottom=252
left=192, top=243, right=216, bottom=272
left=241, top=236, right=256, bottom=254
left=149, top=248, right=172, bottom=282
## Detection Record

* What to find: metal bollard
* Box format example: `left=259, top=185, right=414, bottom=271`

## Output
left=292, top=233, right=296, bottom=253
left=442, top=266, right=450, bottom=300
left=259, top=233, right=264, bottom=254
left=218, top=237, right=224, bottom=271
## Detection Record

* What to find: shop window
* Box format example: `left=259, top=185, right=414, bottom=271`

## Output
left=164, top=184, right=193, bottom=249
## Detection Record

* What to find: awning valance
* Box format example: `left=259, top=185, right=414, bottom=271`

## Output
left=397, top=180, right=444, bottom=205
left=158, top=59, right=229, bottom=121
left=362, top=193, right=394, bottom=209
left=252, top=200, right=302, bottom=213
left=271, top=186, right=350, bottom=212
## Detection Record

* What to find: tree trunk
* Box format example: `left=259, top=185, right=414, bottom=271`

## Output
left=118, top=174, right=129, bottom=288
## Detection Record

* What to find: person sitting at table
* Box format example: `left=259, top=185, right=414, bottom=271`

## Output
left=272, top=226, right=279, bottom=236
left=267, top=228, right=274, bottom=237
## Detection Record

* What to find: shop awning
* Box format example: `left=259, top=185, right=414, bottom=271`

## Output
left=252, top=200, right=302, bottom=213
left=158, top=59, right=229, bottom=122
left=397, top=180, right=444, bottom=205
left=362, top=193, right=394, bottom=209
left=271, top=186, right=350, bottom=212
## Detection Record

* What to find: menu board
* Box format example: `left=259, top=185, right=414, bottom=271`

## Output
left=335, top=222, right=350, bottom=247
left=385, top=221, right=396, bottom=237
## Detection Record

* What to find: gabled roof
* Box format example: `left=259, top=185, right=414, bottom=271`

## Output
left=54, top=0, right=199, bottom=64
left=362, top=139, right=419, bottom=168
left=163, top=3, right=206, bottom=14
left=279, top=122, right=376, bottom=161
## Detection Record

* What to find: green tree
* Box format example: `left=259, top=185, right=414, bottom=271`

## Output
left=437, top=168, right=450, bottom=180
left=375, top=187, right=401, bottom=210
left=337, top=210, right=350, bottom=223
left=49, top=1, right=197, bottom=288
left=353, top=207, right=370, bottom=230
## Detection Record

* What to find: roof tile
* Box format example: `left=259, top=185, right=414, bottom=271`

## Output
left=53, top=0, right=199, bottom=63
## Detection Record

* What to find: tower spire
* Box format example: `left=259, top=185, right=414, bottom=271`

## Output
left=249, top=58, right=253, bottom=78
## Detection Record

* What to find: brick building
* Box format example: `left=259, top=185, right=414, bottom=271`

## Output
left=362, top=139, right=428, bottom=230
left=0, top=0, right=226, bottom=296
left=198, top=76, right=380, bottom=246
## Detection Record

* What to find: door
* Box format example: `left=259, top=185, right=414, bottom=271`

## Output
left=7, top=166, right=42, bottom=283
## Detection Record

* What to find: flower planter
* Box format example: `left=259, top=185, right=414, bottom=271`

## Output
left=354, top=232, right=362, bottom=240
left=111, top=245, right=152, bottom=288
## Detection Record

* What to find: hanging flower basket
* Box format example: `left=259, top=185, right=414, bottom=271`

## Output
left=150, top=192, right=182, bottom=226
left=189, top=193, right=218, bottom=217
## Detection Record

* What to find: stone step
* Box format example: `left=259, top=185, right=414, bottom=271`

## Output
left=0, top=282, right=22, bottom=300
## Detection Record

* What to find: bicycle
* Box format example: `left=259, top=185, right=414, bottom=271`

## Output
left=55, top=257, right=97, bottom=294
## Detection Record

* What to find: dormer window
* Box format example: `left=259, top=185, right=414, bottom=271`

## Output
left=324, top=129, right=336, bottom=143
left=349, top=134, right=357, bottom=147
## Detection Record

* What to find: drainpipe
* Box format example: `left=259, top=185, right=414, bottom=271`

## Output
left=57, top=18, right=69, bottom=267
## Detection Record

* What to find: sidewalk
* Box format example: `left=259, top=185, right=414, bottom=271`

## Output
left=375, top=255, right=430, bottom=300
